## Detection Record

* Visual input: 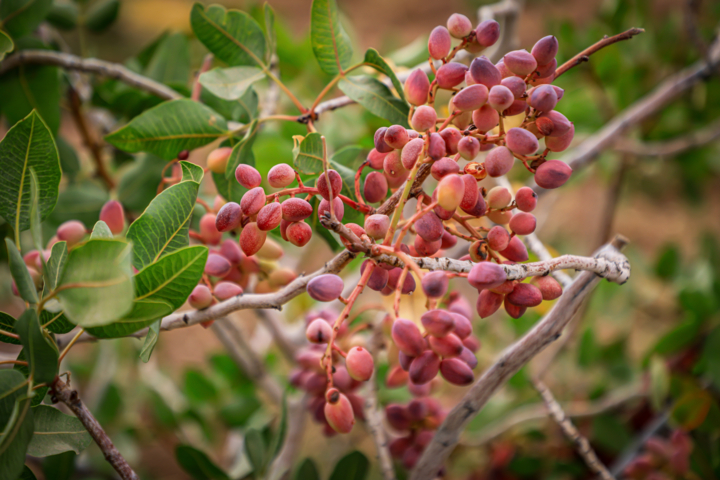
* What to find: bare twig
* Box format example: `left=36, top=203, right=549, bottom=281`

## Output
left=410, top=237, right=629, bottom=480
left=51, top=378, right=139, bottom=480
left=254, top=309, right=299, bottom=362
left=463, top=385, right=645, bottom=446
left=0, top=50, right=182, bottom=100
left=210, top=320, right=283, bottom=404
left=554, top=28, right=645, bottom=79
left=613, top=117, right=720, bottom=156
left=68, top=87, right=114, bottom=189
left=364, top=322, right=395, bottom=480
left=533, top=379, right=616, bottom=480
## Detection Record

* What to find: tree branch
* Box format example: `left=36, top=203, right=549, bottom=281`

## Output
left=410, top=236, right=629, bottom=480
left=533, top=379, right=616, bottom=480
left=554, top=28, right=645, bottom=79
left=51, top=377, right=139, bottom=480
left=462, top=385, right=644, bottom=446
left=613, top=117, right=720, bottom=156
left=210, top=320, right=283, bottom=404
left=0, top=50, right=182, bottom=100
left=538, top=34, right=720, bottom=193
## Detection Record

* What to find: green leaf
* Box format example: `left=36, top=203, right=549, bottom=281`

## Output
left=48, top=180, right=108, bottom=227
left=649, top=355, right=670, bottom=411
left=105, top=99, right=228, bottom=160
left=85, top=244, right=206, bottom=338
left=20, top=465, right=37, bottom=480
left=26, top=406, right=91, bottom=457
left=43, top=241, right=68, bottom=292
left=0, top=369, right=34, bottom=480
left=139, top=320, right=161, bottom=363
left=294, top=458, right=320, bottom=480
left=0, top=30, right=13, bottom=61
left=0, top=0, right=53, bottom=38
left=0, top=312, right=19, bottom=345
left=0, top=64, right=61, bottom=135
left=0, top=111, right=61, bottom=235
left=181, top=161, right=205, bottom=183
left=84, top=299, right=173, bottom=339
left=13, top=350, right=46, bottom=407
left=201, top=86, right=259, bottom=124
left=84, top=0, right=120, bottom=33
left=40, top=310, right=74, bottom=335
left=329, top=146, right=361, bottom=202
left=126, top=167, right=201, bottom=270
left=672, top=390, right=712, bottom=430
left=293, top=132, right=324, bottom=175
left=117, top=154, right=166, bottom=213
left=338, top=76, right=410, bottom=127
left=42, top=451, right=76, bottom=480
left=190, top=3, right=267, bottom=68
left=144, top=32, right=191, bottom=86
left=55, top=137, right=80, bottom=181
left=90, top=221, right=113, bottom=239
left=184, top=369, right=218, bottom=404
left=244, top=428, right=266, bottom=475
left=55, top=239, right=134, bottom=328
left=134, top=245, right=208, bottom=310
left=655, top=243, right=680, bottom=280
left=175, top=444, right=230, bottom=480
left=225, top=121, right=258, bottom=179
left=46, top=4, right=79, bottom=30
left=264, top=3, right=276, bottom=61
left=310, top=0, right=353, bottom=76
left=15, top=309, right=59, bottom=385
left=363, top=48, right=406, bottom=101
left=5, top=239, right=38, bottom=304
left=199, top=66, right=265, bottom=101
left=702, top=327, right=720, bottom=389
left=329, top=451, right=369, bottom=480
left=269, top=393, right=288, bottom=460
left=28, top=169, right=42, bottom=254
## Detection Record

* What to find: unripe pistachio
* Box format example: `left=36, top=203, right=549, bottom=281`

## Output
left=447, top=13, right=473, bottom=38
left=267, top=163, right=295, bottom=188
left=469, top=56, right=501, bottom=88
left=531, top=35, right=559, bottom=65
left=487, top=186, right=512, bottom=208
left=453, top=84, right=489, bottom=111
left=484, top=146, right=514, bottom=177
left=363, top=172, right=388, bottom=203
left=501, top=76, right=526, bottom=99
left=436, top=63, right=469, bottom=89
left=468, top=261, right=507, bottom=290
left=57, top=220, right=86, bottom=247
left=509, top=212, right=536, bottom=235
left=439, top=358, right=474, bottom=385
left=503, top=49, right=538, bottom=76
left=286, top=221, right=312, bottom=247
left=384, top=125, right=410, bottom=149
left=529, top=85, right=558, bottom=112
left=205, top=253, right=232, bottom=277
left=213, top=281, right=243, bottom=300
left=324, top=389, right=355, bottom=433
left=404, top=69, right=430, bottom=106
left=458, top=136, right=480, bottom=160
left=421, top=271, right=449, bottom=298
left=471, top=104, right=499, bottom=132
left=500, top=236, right=529, bottom=262
left=239, top=222, right=267, bottom=256
left=99, top=200, right=125, bottom=234
left=488, top=85, right=514, bottom=111
left=199, top=214, right=222, bottom=245
left=317, top=169, right=342, bottom=200
left=318, top=197, right=345, bottom=222
left=544, top=124, right=575, bottom=152
left=428, top=26, right=452, bottom=60
left=505, top=127, right=539, bottom=156
left=207, top=147, right=233, bottom=174
left=411, top=105, right=437, bottom=132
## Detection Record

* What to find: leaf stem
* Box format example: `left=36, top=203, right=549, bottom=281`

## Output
left=382, top=161, right=422, bottom=245
left=265, top=69, right=307, bottom=113
left=0, top=328, right=20, bottom=340
left=58, top=328, right=85, bottom=364
left=0, top=359, right=27, bottom=366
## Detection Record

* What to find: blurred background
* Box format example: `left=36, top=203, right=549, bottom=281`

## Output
left=1, top=0, right=720, bottom=479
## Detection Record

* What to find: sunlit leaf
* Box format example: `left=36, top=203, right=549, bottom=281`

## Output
left=199, top=66, right=265, bottom=101
left=310, top=0, right=353, bottom=75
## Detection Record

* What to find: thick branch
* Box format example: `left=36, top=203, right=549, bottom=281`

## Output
left=410, top=238, right=628, bottom=480
left=51, top=378, right=139, bottom=480
left=554, top=28, right=645, bottom=79
left=539, top=35, right=720, bottom=193
left=533, top=379, right=616, bottom=480
left=0, top=50, right=182, bottom=100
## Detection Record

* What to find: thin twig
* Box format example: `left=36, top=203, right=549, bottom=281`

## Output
left=210, top=320, right=283, bottom=404
left=364, top=321, right=395, bottom=480
left=68, top=87, right=114, bottom=189
left=554, top=28, right=645, bottom=79
left=613, top=117, right=720, bottom=156
left=410, top=237, right=629, bottom=480
left=541, top=35, right=720, bottom=192
left=0, top=50, right=182, bottom=100
left=462, top=385, right=645, bottom=446
left=51, top=377, right=139, bottom=480
left=533, top=379, right=616, bottom=480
